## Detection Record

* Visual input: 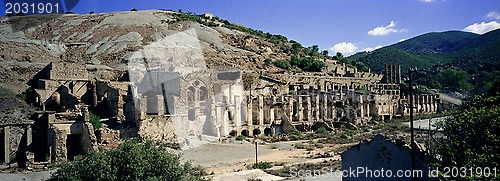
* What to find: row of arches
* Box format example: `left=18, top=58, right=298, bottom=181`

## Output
left=228, top=127, right=273, bottom=137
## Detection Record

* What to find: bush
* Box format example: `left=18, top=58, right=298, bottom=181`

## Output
left=89, top=112, right=102, bottom=130
left=273, top=60, right=291, bottom=69
left=340, top=130, right=353, bottom=139
left=292, top=131, right=302, bottom=137
left=49, top=139, right=200, bottom=180
left=315, top=127, right=328, bottom=134
left=236, top=135, right=245, bottom=141
left=252, top=161, right=273, bottom=169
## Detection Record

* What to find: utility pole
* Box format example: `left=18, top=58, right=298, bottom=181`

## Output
left=255, top=141, right=258, bottom=165
left=409, top=68, right=416, bottom=181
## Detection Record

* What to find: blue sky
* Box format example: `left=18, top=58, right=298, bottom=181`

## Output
left=2, top=0, right=500, bottom=55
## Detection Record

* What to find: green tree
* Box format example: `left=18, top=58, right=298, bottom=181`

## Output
left=49, top=139, right=200, bottom=181
left=322, top=50, right=329, bottom=56
left=438, top=69, right=471, bottom=92
left=273, top=60, right=291, bottom=69
left=437, top=91, right=500, bottom=179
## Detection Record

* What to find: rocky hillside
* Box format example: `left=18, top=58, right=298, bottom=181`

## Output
left=1, top=10, right=334, bottom=95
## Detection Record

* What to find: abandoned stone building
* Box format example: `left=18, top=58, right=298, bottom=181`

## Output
left=2, top=57, right=442, bottom=166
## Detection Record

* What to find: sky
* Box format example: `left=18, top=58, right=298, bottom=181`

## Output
left=2, top=0, right=500, bottom=56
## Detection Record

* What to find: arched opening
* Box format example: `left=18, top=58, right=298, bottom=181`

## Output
left=229, top=130, right=237, bottom=137
left=199, top=86, right=208, bottom=101
left=252, top=129, right=261, bottom=136
left=241, top=130, right=249, bottom=137
left=264, top=128, right=272, bottom=136
left=187, top=86, right=195, bottom=102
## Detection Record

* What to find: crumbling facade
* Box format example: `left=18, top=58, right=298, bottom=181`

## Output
left=15, top=59, right=441, bottom=163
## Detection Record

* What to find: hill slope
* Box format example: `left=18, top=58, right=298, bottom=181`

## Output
left=349, top=29, right=500, bottom=93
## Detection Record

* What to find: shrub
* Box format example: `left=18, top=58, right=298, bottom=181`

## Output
left=315, top=127, right=328, bottom=134
left=89, top=112, right=102, bottom=130
left=292, top=131, right=302, bottom=137
left=49, top=139, right=200, bottom=180
left=130, top=8, right=138, bottom=11
left=273, top=60, right=291, bottom=69
left=252, top=161, right=273, bottom=169
left=236, top=135, right=245, bottom=141
left=340, top=130, right=353, bottom=139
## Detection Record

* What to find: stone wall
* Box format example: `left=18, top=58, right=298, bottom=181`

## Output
left=48, top=62, right=89, bottom=81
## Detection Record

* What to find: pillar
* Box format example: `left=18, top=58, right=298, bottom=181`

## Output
left=322, top=94, right=328, bottom=120
left=3, top=126, right=10, bottom=163
left=297, top=96, right=303, bottom=122
left=306, top=96, right=312, bottom=121
left=258, top=95, right=264, bottom=125
left=287, top=96, right=293, bottom=123
left=359, top=96, right=364, bottom=118
left=270, top=96, right=275, bottom=124
left=397, top=65, right=401, bottom=84
left=246, top=96, right=253, bottom=126
left=139, top=95, right=147, bottom=120
left=314, top=95, right=320, bottom=121
left=235, top=95, right=241, bottom=128
left=157, top=95, right=164, bottom=116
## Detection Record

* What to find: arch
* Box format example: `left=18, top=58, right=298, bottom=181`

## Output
left=241, top=130, right=250, bottom=137
left=187, top=86, right=195, bottom=102
left=199, top=86, right=208, bottom=101
left=229, top=130, right=237, bottom=137
left=264, top=128, right=272, bottom=136
left=252, top=128, right=261, bottom=136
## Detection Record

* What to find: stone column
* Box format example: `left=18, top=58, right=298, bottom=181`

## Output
left=258, top=95, right=264, bottom=125
left=314, top=95, right=320, bottom=121
left=366, top=102, right=370, bottom=118
left=297, top=96, right=303, bottom=122
left=359, top=96, right=364, bottom=118
left=3, top=126, right=9, bottom=163
left=287, top=96, right=293, bottom=123
left=398, top=65, right=402, bottom=84
left=322, top=94, right=328, bottom=120
left=430, top=95, right=435, bottom=113
left=247, top=96, right=253, bottom=126
left=157, top=95, right=164, bottom=116
left=26, top=126, right=32, bottom=152
left=216, top=104, right=226, bottom=135
left=270, top=96, right=275, bottom=124
left=235, top=95, right=241, bottom=128
left=306, top=96, right=312, bottom=121
left=139, top=95, right=147, bottom=120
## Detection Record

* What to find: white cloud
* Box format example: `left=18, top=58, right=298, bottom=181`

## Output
left=361, top=45, right=383, bottom=52
left=463, top=21, right=500, bottom=34
left=487, top=12, right=500, bottom=20
left=367, top=21, right=407, bottom=36
left=419, top=0, right=434, bottom=3
left=330, top=42, right=358, bottom=55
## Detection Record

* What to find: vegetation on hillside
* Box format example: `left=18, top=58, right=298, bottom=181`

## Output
left=171, top=10, right=369, bottom=72
left=49, top=139, right=203, bottom=181
left=349, top=29, right=500, bottom=94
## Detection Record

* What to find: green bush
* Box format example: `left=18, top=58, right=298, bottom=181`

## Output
left=236, top=135, right=245, bottom=141
left=292, top=131, right=302, bottom=137
left=315, top=127, right=328, bottom=134
left=340, top=130, right=353, bottom=138
left=49, top=139, right=200, bottom=180
left=89, top=112, right=102, bottom=130
left=273, top=60, right=291, bottom=69
left=252, top=161, right=273, bottom=169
